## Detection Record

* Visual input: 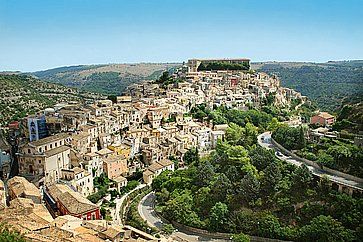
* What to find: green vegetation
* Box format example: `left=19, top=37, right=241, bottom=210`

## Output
left=333, top=94, right=363, bottom=133
left=125, top=187, right=158, bottom=234
left=256, top=61, right=363, bottom=112
left=232, top=233, right=250, bottom=242
left=272, top=125, right=306, bottom=150
left=273, top=126, right=363, bottom=178
left=0, top=223, right=26, bottom=242
left=152, top=110, right=362, bottom=241
left=154, top=71, right=180, bottom=87
left=198, top=62, right=250, bottom=71
left=32, top=63, right=180, bottom=95
left=0, top=74, right=103, bottom=126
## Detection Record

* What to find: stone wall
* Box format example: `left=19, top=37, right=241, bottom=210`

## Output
left=271, top=138, right=363, bottom=184
left=156, top=210, right=291, bottom=242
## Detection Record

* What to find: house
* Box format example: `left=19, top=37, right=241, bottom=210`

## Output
left=211, top=130, right=225, bottom=148
left=61, top=167, right=94, bottom=197
left=102, top=154, right=128, bottom=180
left=83, top=152, right=103, bottom=177
left=108, top=143, right=131, bottom=160
left=142, top=159, right=174, bottom=184
left=113, top=176, right=128, bottom=192
left=44, top=184, right=101, bottom=220
left=7, top=176, right=41, bottom=204
left=18, top=133, right=71, bottom=183
left=310, top=112, right=335, bottom=126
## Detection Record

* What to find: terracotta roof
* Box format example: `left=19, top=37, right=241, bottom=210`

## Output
left=47, top=184, right=98, bottom=215
left=7, top=176, right=40, bottom=199
left=113, top=175, right=127, bottom=183
left=143, top=169, right=154, bottom=176
left=59, top=191, right=98, bottom=215
left=147, top=162, right=163, bottom=172
left=318, top=112, right=334, bottom=119
left=157, top=159, right=174, bottom=167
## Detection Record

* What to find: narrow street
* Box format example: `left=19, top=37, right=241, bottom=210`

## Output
left=138, top=192, right=230, bottom=242
left=110, top=184, right=147, bottom=225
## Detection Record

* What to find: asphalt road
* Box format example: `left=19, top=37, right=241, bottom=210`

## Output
left=258, top=132, right=363, bottom=191
left=138, top=192, right=230, bottom=242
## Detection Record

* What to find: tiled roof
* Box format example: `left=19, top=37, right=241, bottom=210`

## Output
left=30, top=133, right=69, bottom=147
left=45, top=145, right=70, bottom=157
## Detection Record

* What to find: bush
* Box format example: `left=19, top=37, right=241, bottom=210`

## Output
left=232, top=233, right=250, bottom=242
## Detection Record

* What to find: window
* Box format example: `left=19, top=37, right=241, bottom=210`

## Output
left=28, top=149, right=31, bottom=154
left=39, top=160, right=41, bottom=164
left=50, top=144, right=53, bottom=149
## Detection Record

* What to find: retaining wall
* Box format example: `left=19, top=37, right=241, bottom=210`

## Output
left=271, top=138, right=363, bottom=184
left=155, top=208, right=290, bottom=242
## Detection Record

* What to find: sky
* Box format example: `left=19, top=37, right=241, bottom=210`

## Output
left=0, top=0, right=362, bottom=72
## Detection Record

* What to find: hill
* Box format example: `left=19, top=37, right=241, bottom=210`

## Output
left=32, top=63, right=180, bottom=95
left=0, top=74, right=105, bottom=126
left=252, top=60, right=363, bottom=112
left=334, top=94, right=363, bottom=132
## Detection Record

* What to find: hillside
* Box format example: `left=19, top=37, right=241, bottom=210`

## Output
left=0, top=74, right=105, bottom=126
left=334, top=94, right=363, bottom=132
left=252, top=60, right=363, bottom=112
left=32, top=63, right=180, bottom=95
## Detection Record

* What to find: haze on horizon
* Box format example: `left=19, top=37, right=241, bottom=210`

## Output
left=0, top=0, right=362, bottom=72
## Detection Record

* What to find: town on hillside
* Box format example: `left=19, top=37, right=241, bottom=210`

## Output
left=0, top=58, right=357, bottom=241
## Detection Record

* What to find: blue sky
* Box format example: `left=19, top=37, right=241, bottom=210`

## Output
left=0, top=0, right=362, bottom=71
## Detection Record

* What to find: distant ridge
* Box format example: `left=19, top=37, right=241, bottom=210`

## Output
left=31, top=63, right=181, bottom=95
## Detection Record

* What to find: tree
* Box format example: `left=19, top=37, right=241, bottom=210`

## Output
left=291, top=164, right=312, bottom=192
left=257, top=213, right=282, bottom=239
left=261, top=160, right=281, bottom=197
left=152, top=170, right=171, bottom=192
left=238, top=173, right=260, bottom=205
left=226, top=123, right=244, bottom=145
left=249, top=146, right=276, bottom=171
left=232, top=233, right=250, bottom=242
left=194, top=161, right=216, bottom=187
left=240, top=122, right=258, bottom=147
left=299, top=215, right=355, bottom=242
left=316, top=151, right=335, bottom=168
left=163, top=191, right=203, bottom=228
left=184, top=147, right=199, bottom=165
left=194, top=187, right=214, bottom=218
left=162, top=223, right=175, bottom=235
left=267, top=117, right=281, bottom=132
left=209, top=202, right=229, bottom=231
left=155, top=188, right=170, bottom=205
left=210, top=173, right=232, bottom=202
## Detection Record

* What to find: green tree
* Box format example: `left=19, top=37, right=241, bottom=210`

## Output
left=184, top=147, right=199, bottom=165
left=261, top=160, right=282, bottom=197
left=291, top=164, right=312, bottom=192
left=232, top=233, right=250, bottom=242
left=238, top=173, right=260, bottom=205
left=299, top=215, right=355, bottom=242
left=267, top=117, right=281, bottom=132
left=209, top=202, right=229, bottom=231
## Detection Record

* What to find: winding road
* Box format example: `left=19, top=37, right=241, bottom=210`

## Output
left=138, top=192, right=230, bottom=242
left=258, top=132, right=363, bottom=191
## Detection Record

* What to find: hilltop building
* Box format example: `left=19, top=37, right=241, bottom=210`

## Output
left=187, top=58, right=250, bottom=72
